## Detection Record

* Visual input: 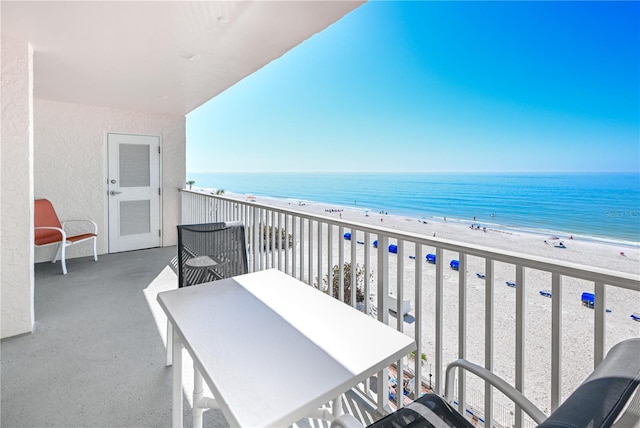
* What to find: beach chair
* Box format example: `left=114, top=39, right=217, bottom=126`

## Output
left=449, top=259, right=459, bottom=270
left=630, top=312, right=640, bottom=321
left=581, top=292, right=595, bottom=309
left=388, top=244, right=398, bottom=254
left=373, top=240, right=378, bottom=248
left=539, top=290, right=552, bottom=298
left=426, top=253, right=436, bottom=264
left=34, top=198, right=98, bottom=275
left=506, top=281, right=517, bottom=287
left=331, top=339, right=640, bottom=428
left=344, top=232, right=351, bottom=240
left=476, top=273, right=486, bottom=279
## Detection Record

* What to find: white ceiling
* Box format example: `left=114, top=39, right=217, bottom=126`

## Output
left=1, top=1, right=364, bottom=116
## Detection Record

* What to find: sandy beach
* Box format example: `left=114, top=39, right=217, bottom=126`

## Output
left=200, top=189, right=640, bottom=420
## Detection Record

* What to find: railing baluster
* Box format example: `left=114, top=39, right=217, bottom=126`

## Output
left=299, top=217, right=305, bottom=282
left=308, top=218, right=314, bottom=286
left=377, top=235, right=390, bottom=414
left=338, top=225, right=345, bottom=302
left=284, top=214, right=290, bottom=275
left=435, top=246, right=444, bottom=396
left=291, top=216, right=297, bottom=278
left=551, top=272, right=562, bottom=411
left=259, top=209, right=265, bottom=272
left=485, top=258, right=495, bottom=428
left=327, top=224, right=334, bottom=296
left=270, top=210, right=276, bottom=268
left=253, top=207, right=260, bottom=272
left=515, top=264, right=526, bottom=428
left=351, top=229, right=357, bottom=306
left=594, top=281, right=606, bottom=368
left=396, top=240, right=404, bottom=331
left=457, top=253, right=467, bottom=416
left=364, top=231, right=372, bottom=395
left=414, top=242, right=422, bottom=399
left=317, top=221, right=323, bottom=289
left=277, top=212, right=282, bottom=271
left=396, top=240, right=405, bottom=409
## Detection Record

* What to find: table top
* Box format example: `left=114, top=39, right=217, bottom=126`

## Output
left=157, top=268, right=416, bottom=428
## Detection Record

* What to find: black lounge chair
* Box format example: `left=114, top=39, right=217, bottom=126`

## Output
left=331, top=338, right=640, bottom=428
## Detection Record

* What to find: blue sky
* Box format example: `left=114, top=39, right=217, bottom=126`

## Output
left=186, top=1, right=640, bottom=173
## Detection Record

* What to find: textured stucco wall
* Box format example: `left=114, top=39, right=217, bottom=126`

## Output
left=1, top=36, right=35, bottom=338
left=34, top=100, right=185, bottom=263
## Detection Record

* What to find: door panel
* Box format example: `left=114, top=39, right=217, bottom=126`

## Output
left=107, top=133, right=160, bottom=253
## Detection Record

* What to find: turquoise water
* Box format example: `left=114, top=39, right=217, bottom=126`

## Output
left=188, top=172, right=640, bottom=246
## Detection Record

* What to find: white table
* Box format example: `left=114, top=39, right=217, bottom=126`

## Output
left=158, top=268, right=416, bottom=428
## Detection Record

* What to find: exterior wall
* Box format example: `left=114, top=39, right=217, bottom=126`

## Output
left=1, top=36, right=35, bottom=338
left=34, top=100, right=185, bottom=263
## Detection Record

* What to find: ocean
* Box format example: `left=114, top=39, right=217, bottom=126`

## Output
left=188, top=172, right=640, bottom=246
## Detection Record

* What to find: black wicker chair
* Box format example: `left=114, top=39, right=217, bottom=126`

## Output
left=177, top=222, right=249, bottom=288
left=166, top=222, right=249, bottom=366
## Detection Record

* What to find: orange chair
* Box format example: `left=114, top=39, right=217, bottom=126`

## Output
left=34, top=199, right=98, bottom=274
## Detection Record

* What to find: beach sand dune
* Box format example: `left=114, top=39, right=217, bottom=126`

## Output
left=203, top=190, right=640, bottom=419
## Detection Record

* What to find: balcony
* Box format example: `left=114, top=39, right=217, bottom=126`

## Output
left=2, top=190, right=638, bottom=428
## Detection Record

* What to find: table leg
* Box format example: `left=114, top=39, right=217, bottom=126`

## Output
left=172, top=328, right=183, bottom=428
left=332, top=396, right=344, bottom=418
left=166, top=319, right=173, bottom=366
left=193, top=364, right=205, bottom=428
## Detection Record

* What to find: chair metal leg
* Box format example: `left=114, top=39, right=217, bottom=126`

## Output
left=60, top=243, right=67, bottom=275
left=53, top=242, right=63, bottom=263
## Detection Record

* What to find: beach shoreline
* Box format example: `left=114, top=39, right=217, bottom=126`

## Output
left=200, top=188, right=640, bottom=272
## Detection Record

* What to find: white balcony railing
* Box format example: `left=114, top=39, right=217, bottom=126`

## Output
left=181, top=189, right=640, bottom=428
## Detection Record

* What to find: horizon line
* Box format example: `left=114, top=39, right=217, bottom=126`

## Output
left=187, top=170, right=640, bottom=174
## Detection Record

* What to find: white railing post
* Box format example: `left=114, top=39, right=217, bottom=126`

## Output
left=376, top=234, right=390, bottom=415
left=515, top=264, right=526, bottom=428
left=435, top=246, right=444, bottom=396
left=277, top=212, right=283, bottom=272
left=485, top=257, right=495, bottom=428
left=414, top=242, right=423, bottom=399
left=299, top=217, right=305, bottom=282
left=252, top=207, right=259, bottom=273
left=308, top=219, right=314, bottom=286
left=291, top=216, right=297, bottom=279
left=551, top=272, right=562, bottom=411
left=457, top=253, right=467, bottom=416
left=351, top=230, right=357, bottom=306
left=338, top=226, right=345, bottom=302
left=594, top=281, right=606, bottom=368
left=284, top=214, right=295, bottom=274
left=317, top=221, right=323, bottom=289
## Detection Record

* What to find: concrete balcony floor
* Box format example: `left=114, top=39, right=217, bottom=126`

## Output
left=1, top=247, right=376, bottom=428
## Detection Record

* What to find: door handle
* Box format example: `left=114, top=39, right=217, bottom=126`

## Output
left=109, top=190, right=123, bottom=195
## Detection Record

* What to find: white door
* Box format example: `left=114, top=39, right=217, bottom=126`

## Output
left=107, top=133, right=161, bottom=253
